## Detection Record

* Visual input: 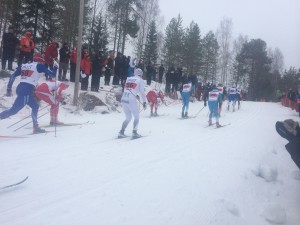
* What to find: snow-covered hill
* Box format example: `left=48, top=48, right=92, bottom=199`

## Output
left=0, top=76, right=299, bottom=225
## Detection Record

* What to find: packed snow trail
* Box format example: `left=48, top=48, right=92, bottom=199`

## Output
left=0, top=101, right=299, bottom=225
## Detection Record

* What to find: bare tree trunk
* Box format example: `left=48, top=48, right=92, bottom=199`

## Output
left=112, top=8, right=119, bottom=56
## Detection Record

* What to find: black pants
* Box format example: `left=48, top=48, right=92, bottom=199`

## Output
left=70, top=62, right=76, bottom=82
left=18, top=51, right=31, bottom=67
left=81, top=76, right=89, bottom=91
left=2, top=48, right=15, bottom=70
left=91, top=72, right=101, bottom=92
left=104, top=70, right=111, bottom=85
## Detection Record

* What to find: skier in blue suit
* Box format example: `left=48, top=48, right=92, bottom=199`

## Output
left=0, top=53, right=57, bottom=133
left=206, top=85, right=222, bottom=128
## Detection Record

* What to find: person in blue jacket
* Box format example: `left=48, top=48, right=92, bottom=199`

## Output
left=206, top=85, right=222, bottom=128
left=0, top=53, right=57, bottom=133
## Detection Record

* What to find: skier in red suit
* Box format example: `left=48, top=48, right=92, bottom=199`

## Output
left=146, top=89, right=165, bottom=117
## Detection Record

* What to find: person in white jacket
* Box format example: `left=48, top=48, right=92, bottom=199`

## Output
left=118, top=68, right=147, bottom=138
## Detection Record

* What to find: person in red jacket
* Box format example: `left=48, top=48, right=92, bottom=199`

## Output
left=80, top=53, right=92, bottom=91
left=44, top=40, right=59, bottom=80
left=18, top=31, right=34, bottom=66
left=35, top=80, right=69, bottom=125
left=146, top=89, right=165, bottom=116
left=70, top=48, right=77, bottom=82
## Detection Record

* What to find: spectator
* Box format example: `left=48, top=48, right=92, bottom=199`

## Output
left=1, top=26, right=19, bottom=71
left=146, top=62, right=153, bottom=86
left=44, top=40, right=59, bottom=80
left=80, top=52, right=92, bottom=91
left=91, top=49, right=105, bottom=92
left=58, top=42, right=70, bottom=81
left=18, top=31, right=34, bottom=66
left=104, top=51, right=114, bottom=86
left=113, top=52, right=122, bottom=85
left=276, top=119, right=300, bottom=169
left=158, top=63, right=165, bottom=83
left=70, top=48, right=77, bottom=82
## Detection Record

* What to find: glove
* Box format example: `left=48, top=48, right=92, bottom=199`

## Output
left=143, top=102, right=147, bottom=110
left=61, top=101, right=67, bottom=105
left=6, top=89, right=12, bottom=97
left=53, top=60, right=59, bottom=68
left=204, top=101, right=207, bottom=107
left=81, top=71, right=86, bottom=78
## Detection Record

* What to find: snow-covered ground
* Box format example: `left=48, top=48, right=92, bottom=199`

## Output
left=0, top=75, right=300, bottom=225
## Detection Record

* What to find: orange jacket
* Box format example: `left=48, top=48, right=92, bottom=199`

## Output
left=20, top=36, right=34, bottom=53
left=81, top=54, right=92, bottom=75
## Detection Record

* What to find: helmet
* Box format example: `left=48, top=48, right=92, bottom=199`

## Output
left=33, top=53, right=45, bottom=63
left=134, top=68, right=143, bottom=77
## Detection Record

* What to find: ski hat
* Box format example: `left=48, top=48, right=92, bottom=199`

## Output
left=283, top=119, right=299, bottom=136
left=33, top=53, right=45, bottom=63
left=25, top=31, right=31, bottom=36
left=134, top=68, right=143, bottom=77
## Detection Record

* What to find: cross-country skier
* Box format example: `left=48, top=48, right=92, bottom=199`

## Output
left=180, top=75, right=192, bottom=118
left=0, top=53, right=57, bottom=133
left=227, top=85, right=237, bottom=111
left=146, top=89, right=165, bottom=117
left=207, top=85, right=222, bottom=128
left=118, top=68, right=147, bottom=138
left=236, top=88, right=242, bottom=109
left=35, top=80, right=69, bottom=125
left=217, top=84, right=224, bottom=116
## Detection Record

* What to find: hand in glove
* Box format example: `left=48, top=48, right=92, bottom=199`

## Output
left=81, top=71, right=87, bottom=78
left=53, top=60, right=59, bottom=68
left=61, top=101, right=67, bottom=105
left=143, top=102, right=147, bottom=110
left=204, top=101, right=207, bottom=107
left=6, top=89, right=12, bottom=97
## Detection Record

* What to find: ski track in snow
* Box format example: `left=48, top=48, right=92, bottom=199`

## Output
left=0, top=80, right=300, bottom=225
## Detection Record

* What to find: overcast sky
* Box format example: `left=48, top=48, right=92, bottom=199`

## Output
left=159, top=0, right=300, bottom=69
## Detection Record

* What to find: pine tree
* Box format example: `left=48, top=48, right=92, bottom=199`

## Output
left=235, top=39, right=272, bottom=100
left=163, top=14, right=184, bottom=68
left=200, top=31, right=219, bottom=84
left=143, top=20, right=158, bottom=65
left=90, top=13, right=109, bottom=53
left=183, top=21, right=201, bottom=75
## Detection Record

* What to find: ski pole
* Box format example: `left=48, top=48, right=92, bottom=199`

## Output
left=13, top=111, right=49, bottom=132
left=194, top=106, right=205, bottom=118
left=7, top=105, right=49, bottom=128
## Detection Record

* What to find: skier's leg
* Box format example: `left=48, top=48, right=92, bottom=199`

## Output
left=0, top=95, right=26, bottom=119
left=120, top=102, right=132, bottom=133
left=131, top=101, right=140, bottom=131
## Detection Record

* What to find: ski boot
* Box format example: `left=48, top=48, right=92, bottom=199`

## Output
left=33, top=125, right=46, bottom=134
left=216, top=122, right=221, bottom=128
left=150, top=111, right=154, bottom=117
left=184, top=112, right=188, bottom=118
left=50, top=116, right=64, bottom=126
left=181, top=111, right=184, bottom=118
left=118, top=130, right=127, bottom=139
left=154, top=111, right=158, bottom=117
left=132, top=130, right=142, bottom=139
left=208, top=119, right=212, bottom=126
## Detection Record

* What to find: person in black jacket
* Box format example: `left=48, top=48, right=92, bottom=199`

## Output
left=113, top=52, right=122, bottom=85
left=91, top=50, right=104, bottom=92
left=1, top=26, right=19, bottom=71
left=276, top=119, right=300, bottom=169
left=158, top=64, right=165, bottom=83
left=58, top=42, right=70, bottom=81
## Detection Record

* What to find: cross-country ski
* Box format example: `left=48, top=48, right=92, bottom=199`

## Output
left=0, top=176, right=29, bottom=190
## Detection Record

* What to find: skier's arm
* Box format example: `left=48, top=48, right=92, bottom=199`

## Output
left=36, top=64, right=57, bottom=78
left=7, top=67, right=21, bottom=95
left=139, top=79, right=148, bottom=104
